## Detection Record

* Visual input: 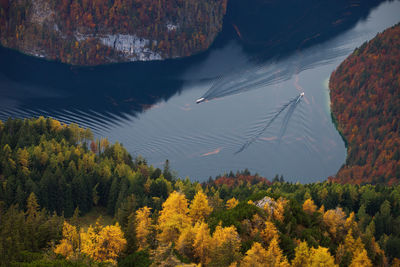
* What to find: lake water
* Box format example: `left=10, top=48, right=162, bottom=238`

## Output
left=1, top=1, right=399, bottom=182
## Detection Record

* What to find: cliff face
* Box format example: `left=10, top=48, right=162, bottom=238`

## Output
left=0, top=0, right=227, bottom=65
left=329, top=24, right=400, bottom=185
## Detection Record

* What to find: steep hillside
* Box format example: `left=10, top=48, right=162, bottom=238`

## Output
left=329, top=24, right=400, bottom=185
left=1, top=118, right=400, bottom=265
left=0, top=0, right=227, bottom=65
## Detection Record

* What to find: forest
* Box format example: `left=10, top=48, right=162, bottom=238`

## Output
left=1, top=117, right=400, bottom=266
left=329, top=23, right=400, bottom=185
left=0, top=0, right=227, bottom=65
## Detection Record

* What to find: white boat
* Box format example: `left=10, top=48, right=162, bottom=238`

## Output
left=196, top=97, right=205, bottom=104
left=295, top=92, right=305, bottom=104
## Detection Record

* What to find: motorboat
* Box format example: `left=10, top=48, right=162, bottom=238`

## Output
left=196, top=97, right=205, bottom=104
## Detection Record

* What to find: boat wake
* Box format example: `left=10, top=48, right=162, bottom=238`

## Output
left=235, top=93, right=303, bottom=154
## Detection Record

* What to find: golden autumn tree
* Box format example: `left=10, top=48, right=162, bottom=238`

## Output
left=189, top=189, right=213, bottom=222
left=265, top=237, right=290, bottom=267
left=80, top=221, right=126, bottom=264
left=226, top=197, right=239, bottom=209
left=157, top=191, right=191, bottom=244
left=54, top=221, right=79, bottom=259
left=291, top=241, right=311, bottom=267
left=193, top=221, right=212, bottom=265
left=323, top=208, right=346, bottom=240
left=263, top=197, right=286, bottom=222
left=345, top=212, right=358, bottom=234
left=261, top=221, right=279, bottom=246
left=273, top=198, right=286, bottom=222
left=210, top=224, right=241, bottom=266
left=336, top=229, right=367, bottom=266
left=241, top=242, right=268, bottom=266
left=309, top=246, right=337, bottom=267
left=349, top=248, right=372, bottom=267
left=303, top=198, right=317, bottom=215
left=176, top=225, right=196, bottom=260
left=135, top=206, right=152, bottom=250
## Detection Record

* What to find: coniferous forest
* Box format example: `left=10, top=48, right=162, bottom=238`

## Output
left=1, top=117, right=400, bottom=266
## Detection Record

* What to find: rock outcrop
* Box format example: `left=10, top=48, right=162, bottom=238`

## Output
left=0, top=0, right=227, bottom=65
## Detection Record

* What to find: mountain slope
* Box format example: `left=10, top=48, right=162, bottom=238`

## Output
left=329, top=23, right=400, bottom=185
left=0, top=0, right=227, bottom=65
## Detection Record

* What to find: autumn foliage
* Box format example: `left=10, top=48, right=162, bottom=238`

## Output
left=2, top=117, right=400, bottom=266
left=329, top=23, right=400, bottom=185
left=0, top=0, right=227, bottom=65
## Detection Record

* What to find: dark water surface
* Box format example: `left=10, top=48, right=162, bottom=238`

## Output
left=1, top=1, right=399, bottom=182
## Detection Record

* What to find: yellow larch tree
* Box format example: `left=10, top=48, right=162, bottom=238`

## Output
left=249, top=213, right=265, bottom=238
left=263, top=197, right=286, bottom=222
left=96, top=223, right=127, bottom=264
left=341, top=229, right=367, bottom=264
left=291, top=241, right=310, bottom=267
left=302, top=198, right=317, bottom=215
left=309, top=246, right=338, bottom=267
left=349, top=248, right=372, bottom=267
left=323, top=207, right=346, bottom=240
left=189, top=190, right=213, bottom=222
left=343, top=229, right=356, bottom=253
left=226, top=197, right=239, bottom=209
left=177, top=225, right=196, bottom=260
left=241, top=242, right=268, bottom=267
left=265, top=237, right=290, bottom=267
left=193, top=221, right=212, bottom=265
left=261, top=221, right=279, bottom=246
left=80, top=221, right=127, bottom=264
left=273, top=198, right=286, bottom=222
left=157, top=191, right=191, bottom=244
left=135, top=206, right=152, bottom=250
left=54, top=239, right=74, bottom=260
left=54, top=221, right=79, bottom=259
left=210, top=224, right=241, bottom=266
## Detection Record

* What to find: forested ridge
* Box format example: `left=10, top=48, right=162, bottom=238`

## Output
left=1, top=117, right=400, bottom=266
left=329, top=23, right=400, bottom=185
left=0, top=0, right=227, bottom=65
